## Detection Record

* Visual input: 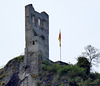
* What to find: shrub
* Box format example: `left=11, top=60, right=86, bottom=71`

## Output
left=42, top=61, right=51, bottom=66
left=68, top=78, right=78, bottom=86
left=57, top=65, right=72, bottom=77
left=17, top=55, right=24, bottom=63
left=75, top=76, right=83, bottom=85
left=68, top=65, right=87, bottom=79
left=77, top=57, right=90, bottom=74
left=0, top=68, right=4, bottom=75
left=36, top=80, right=42, bottom=86
left=47, top=63, right=61, bottom=73
left=9, top=62, right=12, bottom=66
left=42, top=64, right=48, bottom=71
left=31, top=74, right=38, bottom=78
left=0, top=74, right=5, bottom=79
left=11, top=66, right=14, bottom=69
left=60, top=83, right=64, bottom=86
left=42, top=61, right=61, bottom=73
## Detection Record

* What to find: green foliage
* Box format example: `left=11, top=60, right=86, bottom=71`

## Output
left=42, top=64, right=48, bottom=70
left=42, top=60, right=51, bottom=71
left=36, top=80, right=42, bottom=86
left=68, top=78, right=78, bottom=86
left=4, top=56, right=100, bottom=85
left=0, top=68, right=9, bottom=80
left=77, top=57, right=90, bottom=74
left=57, top=64, right=87, bottom=79
left=60, top=83, right=64, bottom=86
left=16, top=55, right=24, bottom=63
left=0, top=55, right=24, bottom=81
left=75, top=76, right=83, bottom=85
left=10, top=55, right=24, bottom=63
left=31, top=74, right=38, bottom=78
left=42, top=61, right=61, bottom=73
left=57, top=65, right=70, bottom=76
left=0, top=68, right=4, bottom=75
left=11, top=66, right=14, bottom=69
left=9, top=62, right=12, bottom=66
left=68, top=65, right=87, bottom=79
left=41, top=60, right=92, bottom=85
left=67, top=74, right=100, bottom=86
left=42, top=84, right=51, bottom=86
left=47, top=63, right=61, bottom=73
left=90, top=72, right=100, bottom=80
left=0, top=74, right=5, bottom=79
left=0, top=68, right=5, bottom=79
left=42, top=60, right=51, bottom=66
left=0, top=56, right=100, bottom=86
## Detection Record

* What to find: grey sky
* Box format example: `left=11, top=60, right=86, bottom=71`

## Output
left=0, top=0, right=100, bottom=72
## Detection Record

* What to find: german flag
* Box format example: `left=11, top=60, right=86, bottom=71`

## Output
left=58, top=30, right=61, bottom=46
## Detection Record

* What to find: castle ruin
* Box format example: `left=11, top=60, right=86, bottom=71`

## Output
left=24, top=4, right=49, bottom=75
left=0, top=4, right=49, bottom=86
left=18, top=4, right=49, bottom=86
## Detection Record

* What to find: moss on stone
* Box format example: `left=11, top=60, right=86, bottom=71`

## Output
left=1, top=82, right=6, bottom=86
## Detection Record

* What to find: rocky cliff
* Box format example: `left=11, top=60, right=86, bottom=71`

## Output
left=0, top=56, right=100, bottom=86
left=0, top=55, right=25, bottom=86
left=0, top=55, right=68, bottom=86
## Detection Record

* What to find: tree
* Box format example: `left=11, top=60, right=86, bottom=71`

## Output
left=82, top=45, right=100, bottom=71
left=77, top=57, right=90, bottom=74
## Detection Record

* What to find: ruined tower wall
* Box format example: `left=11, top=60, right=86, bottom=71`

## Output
left=24, top=4, right=49, bottom=75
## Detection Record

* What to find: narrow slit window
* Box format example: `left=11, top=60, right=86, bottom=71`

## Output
left=33, top=41, right=35, bottom=45
left=32, top=16, right=35, bottom=23
left=43, top=20, right=47, bottom=28
left=38, top=18, right=41, bottom=26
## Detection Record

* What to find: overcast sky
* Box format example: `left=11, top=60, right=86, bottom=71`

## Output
left=0, top=0, right=100, bottom=72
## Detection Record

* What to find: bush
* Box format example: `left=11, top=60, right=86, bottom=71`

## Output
left=42, top=61, right=61, bottom=73
left=42, top=61, right=51, bottom=66
left=77, top=57, right=90, bottom=74
left=57, top=65, right=70, bottom=76
left=11, top=66, right=14, bottom=69
left=68, top=78, right=78, bottom=86
left=16, top=55, right=24, bottom=63
left=60, top=83, right=64, bottom=86
left=36, top=80, right=42, bottom=86
left=31, top=74, right=38, bottom=78
left=0, top=74, right=5, bottom=79
left=69, top=65, right=87, bottom=79
left=47, top=63, right=61, bottom=73
left=9, top=62, right=12, bottom=66
left=42, top=64, right=48, bottom=70
left=57, top=64, right=87, bottom=80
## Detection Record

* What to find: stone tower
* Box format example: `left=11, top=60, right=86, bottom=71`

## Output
left=24, top=4, right=49, bottom=75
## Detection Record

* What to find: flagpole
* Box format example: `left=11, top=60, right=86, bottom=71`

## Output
left=60, top=46, right=61, bottom=61
left=60, top=29, right=61, bottom=61
left=58, top=29, right=61, bottom=61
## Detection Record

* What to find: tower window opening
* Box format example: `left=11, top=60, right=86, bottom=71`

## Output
left=43, top=20, right=47, bottom=28
left=41, top=35, right=45, bottom=57
left=34, top=31, right=37, bottom=36
left=33, top=41, right=35, bottom=45
left=38, top=18, right=41, bottom=26
left=32, top=16, right=35, bottom=23
left=41, top=35, right=45, bottom=40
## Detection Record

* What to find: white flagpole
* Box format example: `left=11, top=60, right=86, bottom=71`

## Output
left=60, top=29, right=61, bottom=61
left=60, top=45, right=61, bottom=61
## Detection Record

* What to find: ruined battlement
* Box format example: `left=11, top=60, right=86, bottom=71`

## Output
left=25, top=4, right=49, bottom=30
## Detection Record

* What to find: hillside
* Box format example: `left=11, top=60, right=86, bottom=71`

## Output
left=0, top=56, right=100, bottom=86
left=0, top=55, right=24, bottom=86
